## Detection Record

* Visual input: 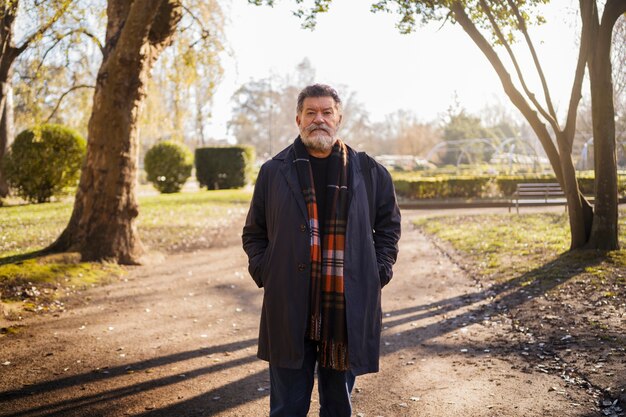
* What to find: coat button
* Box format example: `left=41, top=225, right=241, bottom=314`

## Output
left=298, top=263, right=306, bottom=271
left=300, top=224, right=306, bottom=232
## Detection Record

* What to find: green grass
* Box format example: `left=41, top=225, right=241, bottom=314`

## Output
left=0, top=253, right=124, bottom=317
left=0, top=188, right=252, bottom=258
left=0, top=254, right=122, bottom=288
left=137, top=189, right=252, bottom=252
left=0, top=202, right=72, bottom=258
left=0, top=188, right=251, bottom=316
left=415, top=209, right=626, bottom=280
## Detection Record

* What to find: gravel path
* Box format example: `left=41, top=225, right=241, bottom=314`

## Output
left=0, top=208, right=597, bottom=416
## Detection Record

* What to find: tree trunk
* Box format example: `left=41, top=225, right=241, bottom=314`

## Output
left=450, top=2, right=591, bottom=249
left=556, top=132, right=592, bottom=248
left=585, top=0, right=624, bottom=250
left=0, top=80, right=12, bottom=197
left=48, top=0, right=181, bottom=264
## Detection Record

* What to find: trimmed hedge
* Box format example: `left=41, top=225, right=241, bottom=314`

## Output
left=496, top=175, right=626, bottom=197
left=393, top=174, right=626, bottom=200
left=496, top=176, right=563, bottom=197
left=195, top=146, right=255, bottom=190
left=393, top=176, right=491, bottom=199
left=144, top=141, right=193, bottom=194
left=3, top=124, right=86, bottom=203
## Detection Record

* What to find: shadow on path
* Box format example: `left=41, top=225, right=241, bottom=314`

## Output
left=0, top=247, right=607, bottom=416
left=381, top=250, right=603, bottom=352
left=0, top=339, right=259, bottom=417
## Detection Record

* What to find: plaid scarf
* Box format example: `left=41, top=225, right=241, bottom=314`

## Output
left=294, top=136, right=350, bottom=371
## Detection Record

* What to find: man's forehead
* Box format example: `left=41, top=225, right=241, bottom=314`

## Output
left=302, top=96, right=337, bottom=110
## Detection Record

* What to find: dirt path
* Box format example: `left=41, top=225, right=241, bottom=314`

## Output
left=0, top=209, right=598, bottom=416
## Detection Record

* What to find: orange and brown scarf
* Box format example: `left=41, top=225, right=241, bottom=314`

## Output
left=294, top=136, right=349, bottom=371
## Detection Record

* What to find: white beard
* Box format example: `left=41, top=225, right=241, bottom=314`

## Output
left=300, top=122, right=337, bottom=154
left=301, top=132, right=336, bottom=154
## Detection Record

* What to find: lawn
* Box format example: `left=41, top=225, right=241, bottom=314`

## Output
left=0, top=188, right=252, bottom=316
left=0, top=188, right=252, bottom=258
left=415, top=209, right=626, bottom=280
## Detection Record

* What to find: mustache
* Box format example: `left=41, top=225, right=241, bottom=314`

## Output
left=305, top=123, right=332, bottom=134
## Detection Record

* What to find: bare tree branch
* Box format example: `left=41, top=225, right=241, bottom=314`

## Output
left=181, top=3, right=210, bottom=36
left=479, top=0, right=559, bottom=133
left=450, top=1, right=564, bottom=186
left=45, top=83, right=95, bottom=122
left=506, top=0, right=559, bottom=123
left=563, top=0, right=593, bottom=147
left=35, top=28, right=104, bottom=74
left=73, top=27, right=105, bottom=53
left=16, top=0, right=74, bottom=56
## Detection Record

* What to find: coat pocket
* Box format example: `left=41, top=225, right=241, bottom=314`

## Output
left=250, top=249, right=270, bottom=288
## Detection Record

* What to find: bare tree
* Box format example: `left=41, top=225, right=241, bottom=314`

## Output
left=380, top=109, right=441, bottom=157
left=260, top=0, right=625, bottom=250
left=228, top=64, right=378, bottom=159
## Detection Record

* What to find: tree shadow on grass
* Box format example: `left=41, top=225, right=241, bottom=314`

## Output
left=0, top=250, right=49, bottom=266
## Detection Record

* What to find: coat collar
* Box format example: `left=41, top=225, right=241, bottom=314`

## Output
left=278, top=140, right=308, bottom=222
left=276, top=138, right=366, bottom=221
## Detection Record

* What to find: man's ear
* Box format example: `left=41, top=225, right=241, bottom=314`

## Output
left=296, top=114, right=301, bottom=126
left=337, top=114, right=343, bottom=127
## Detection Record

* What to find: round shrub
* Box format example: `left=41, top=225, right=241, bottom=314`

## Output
left=3, top=124, right=86, bottom=203
left=144, top=141, right=193, bottom=193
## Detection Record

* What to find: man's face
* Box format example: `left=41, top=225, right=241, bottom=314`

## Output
left=296, top=96, right=342, bottom=155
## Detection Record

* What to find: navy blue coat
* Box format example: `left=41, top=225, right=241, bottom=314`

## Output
left=242, top=141, right=401, bottom=376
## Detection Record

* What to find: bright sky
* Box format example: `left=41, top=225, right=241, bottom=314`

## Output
left=206, top=0, right=581, bottom=141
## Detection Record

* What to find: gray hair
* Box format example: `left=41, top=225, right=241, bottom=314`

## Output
left=296, top=84, right=342, bottom=114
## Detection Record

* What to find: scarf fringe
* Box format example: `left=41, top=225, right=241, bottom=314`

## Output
left=310, top=315, right=322, bottom=340
left=319, top=340, right=349, bottom=371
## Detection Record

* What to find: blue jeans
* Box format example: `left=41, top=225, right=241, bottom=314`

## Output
left=269, top=339, right=356, bottom=417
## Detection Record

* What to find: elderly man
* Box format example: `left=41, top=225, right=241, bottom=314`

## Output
left=242, top=84, right=401, bottom=417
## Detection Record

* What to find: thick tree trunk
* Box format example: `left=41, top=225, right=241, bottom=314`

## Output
left=48, top=0, right=181, bottom=264
left=585, top=0, right=624, bottom=250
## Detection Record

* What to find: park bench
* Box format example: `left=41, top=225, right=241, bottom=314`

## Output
left=509, top=182, right=566, bottom=213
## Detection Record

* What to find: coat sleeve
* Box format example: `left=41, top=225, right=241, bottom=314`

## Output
left=373, top=163, right=401, bottom=288
left=242, top=164, right=269, bottom=288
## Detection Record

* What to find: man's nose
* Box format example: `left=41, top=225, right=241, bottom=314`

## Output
left=313, top=113, right=325, bottom=124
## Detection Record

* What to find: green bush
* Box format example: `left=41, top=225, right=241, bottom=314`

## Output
left=144, top=141, right=193, bottom=194
left=393, top=173, right=626, bottom=200
left=195, top=146, right=255, bottom=190
left=393, top=176, right=491, bottom=199
left=3, top=124, right=86, bottom=203
left=496, top=175, right=561, bottom=196
left=497, top=175, right=626, bottom=196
